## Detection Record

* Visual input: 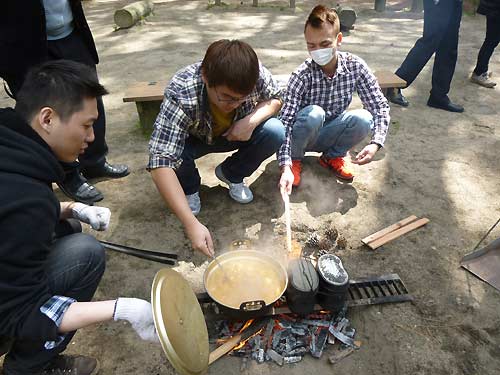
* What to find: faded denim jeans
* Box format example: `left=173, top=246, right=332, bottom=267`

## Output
left=291, top=105, right=373, bottom=160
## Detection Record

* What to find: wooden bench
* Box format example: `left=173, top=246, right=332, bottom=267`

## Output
left=122, top=71, right=406, bottom=133
left=123, top=80, right=167, bottom=133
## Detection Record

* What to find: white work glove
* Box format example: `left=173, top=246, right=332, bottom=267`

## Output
left=113, top=298, right=159, bottom=343
left=72, top=202, right=111, bottom=231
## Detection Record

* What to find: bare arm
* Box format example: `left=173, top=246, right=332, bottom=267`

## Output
left=59, top=300, right=115, bottom=333
left=150, top=167, right=214, bottom=257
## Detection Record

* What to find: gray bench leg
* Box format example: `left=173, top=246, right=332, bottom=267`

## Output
left=375, top=0, right=386, bottom=12
left=135, top=101, right=162, bottom=134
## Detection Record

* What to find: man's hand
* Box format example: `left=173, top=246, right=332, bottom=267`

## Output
left=352, top=143, right=380, bottom=165
left=72, top=203, right=111, bottom=231
left=223, top=117, right=254, bottom=141
left=113, top=298, right=159, bottom=343
left=279, top=166, right=294, bottom=196
left=185, top=220, right=215, bottom=257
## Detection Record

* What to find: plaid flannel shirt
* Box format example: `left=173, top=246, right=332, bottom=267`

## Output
left=40, top=295, right=75, bottom=350
left=279, top=52, right=390, bottom=166
left=148, top=62, right=283, bottom=170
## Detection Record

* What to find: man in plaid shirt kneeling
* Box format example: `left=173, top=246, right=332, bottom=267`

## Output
left=148, top=40, right=285, bottom=257
left=280, top=5, right=390, bottom=186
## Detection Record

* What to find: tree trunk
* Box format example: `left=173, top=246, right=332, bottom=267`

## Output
left=114, top=0, right=154, bottom=29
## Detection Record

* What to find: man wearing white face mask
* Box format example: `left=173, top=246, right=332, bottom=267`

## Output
left=279, top=5, right=390, bottom=187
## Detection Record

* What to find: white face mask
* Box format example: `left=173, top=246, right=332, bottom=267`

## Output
left=310, top=47, right=335, bottom=66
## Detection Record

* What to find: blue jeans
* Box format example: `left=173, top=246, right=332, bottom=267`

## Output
left=3, top=221, right=105, bottom=374
left=291, top=105, right=372, bottom=160
left=176, top=117, right=285, bottom=195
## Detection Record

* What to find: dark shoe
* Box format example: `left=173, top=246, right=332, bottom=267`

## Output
left=57, top=172, right=103, bottom=204
left=82, top=162, right=130, bottom=180
left=427, top=96, right=464, bottom=113
left=387, top=88, right=409, bottom=107
left=42, top=355, right=100, bottom=375
left=1, top=355, right=99, bottom=375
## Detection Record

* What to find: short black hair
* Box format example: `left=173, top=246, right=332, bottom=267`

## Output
left=201, top=39, right=259, bottom=96
left=15, top=60, right=108, bottom=122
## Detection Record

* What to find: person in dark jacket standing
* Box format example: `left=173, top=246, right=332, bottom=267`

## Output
left=387, top=0, right=465, bottom=113
left=0, top=0, right=129, bottom=204
left=470, top=0, right=500, bottom=88
left=0, top=61, right=157, bottom=375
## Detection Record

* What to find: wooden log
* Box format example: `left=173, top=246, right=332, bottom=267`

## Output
left=208, top=334, right=242, bottom=365
left=114, top=0, right=154, bottom=29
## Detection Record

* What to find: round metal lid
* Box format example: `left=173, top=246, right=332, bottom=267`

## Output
left=151, top=268, right=209, bottom=375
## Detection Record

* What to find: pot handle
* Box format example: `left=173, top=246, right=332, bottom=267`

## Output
left=230, top=239, right=252, bottom=251
left=239, top=300, right=266, bottom=311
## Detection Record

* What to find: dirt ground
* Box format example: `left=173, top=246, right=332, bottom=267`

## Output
left=2, top=0, right=500, bottom=374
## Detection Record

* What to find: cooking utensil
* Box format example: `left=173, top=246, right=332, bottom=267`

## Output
left=282, top=191, right=292, bottom=253
left=204, top=250, right=288, bottom=317
left=99, top=240, right=177, bottom=265
left=460, top=217, right=500, bottom=292
left=151, top=268, right=209, bottom=375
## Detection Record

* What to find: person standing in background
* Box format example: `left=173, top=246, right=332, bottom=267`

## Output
left=470, top=0, right=500, bottom=88
left=387, top=0, right=465, bottom=113
left=0, top=0, right=129, bottom=204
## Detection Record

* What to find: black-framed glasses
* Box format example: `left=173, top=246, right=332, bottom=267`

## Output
left=214, top=87, right=249, bottom=103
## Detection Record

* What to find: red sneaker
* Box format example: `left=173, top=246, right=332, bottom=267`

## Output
left=291, top=160, right=302, bottom=187
left=319, top=155, right=354, bottom=182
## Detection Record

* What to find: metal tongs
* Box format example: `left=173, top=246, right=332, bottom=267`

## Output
left=99, top=240, right=178, bottom=265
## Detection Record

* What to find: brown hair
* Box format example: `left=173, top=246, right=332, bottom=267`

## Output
left=201, top=39, right=259, bottom=95
left=304, top=5, right=340, bottom=35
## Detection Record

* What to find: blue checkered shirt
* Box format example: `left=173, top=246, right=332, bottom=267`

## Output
left=40, top=295, right=75, bottom=349
left=148, top=62, right=283, bottom=170
left=279, top=52, right=390, bottom=166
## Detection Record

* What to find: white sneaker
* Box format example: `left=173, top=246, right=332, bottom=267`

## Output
left=215, top=164, right=253, bottom=204
left=185, top=192, right=201, bottom=215
left=470, top=72, right=496, bottom=88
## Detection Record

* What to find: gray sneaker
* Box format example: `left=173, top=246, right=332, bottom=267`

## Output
left=186, top=192, right=201, bottom=216
left=215, top=164, right=253, bottom=204
left=470, top=72, right=496, bottom=88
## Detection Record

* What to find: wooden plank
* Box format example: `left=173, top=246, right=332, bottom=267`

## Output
left=374, top=71, right=407, bottom=89
left=362, top=216, right=418, bottom=245
left=123, top=80, right=167, bottom=102
left=367, top=218, right=430, bottom=249
left=208, top=334, right=242, bottom=365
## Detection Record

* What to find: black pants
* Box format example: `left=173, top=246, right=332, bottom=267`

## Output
left=473, top=15, right=500, bottom=76
left=4, top=30, right=108, bottom=172
left=2, top=221, right=105, bottom=374
left=395, top=0, right=463, bottom=98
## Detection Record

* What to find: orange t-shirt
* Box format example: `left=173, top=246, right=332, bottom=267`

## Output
left=209, top=100, right=235, bottom=138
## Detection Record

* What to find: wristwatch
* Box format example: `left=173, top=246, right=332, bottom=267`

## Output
left=370, top=141, right=382, bottom=150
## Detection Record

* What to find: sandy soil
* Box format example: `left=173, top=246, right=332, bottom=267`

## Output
left=1, top=1, right=499, bottom=374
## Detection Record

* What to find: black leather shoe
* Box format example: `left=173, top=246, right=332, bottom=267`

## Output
left=387, top=88, right=409, bottom=107
left=427, top=96, right=464, bottom=113
left=82, top=161, right=130, bottom=179
left=57, top=172, right=103, bottom=204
